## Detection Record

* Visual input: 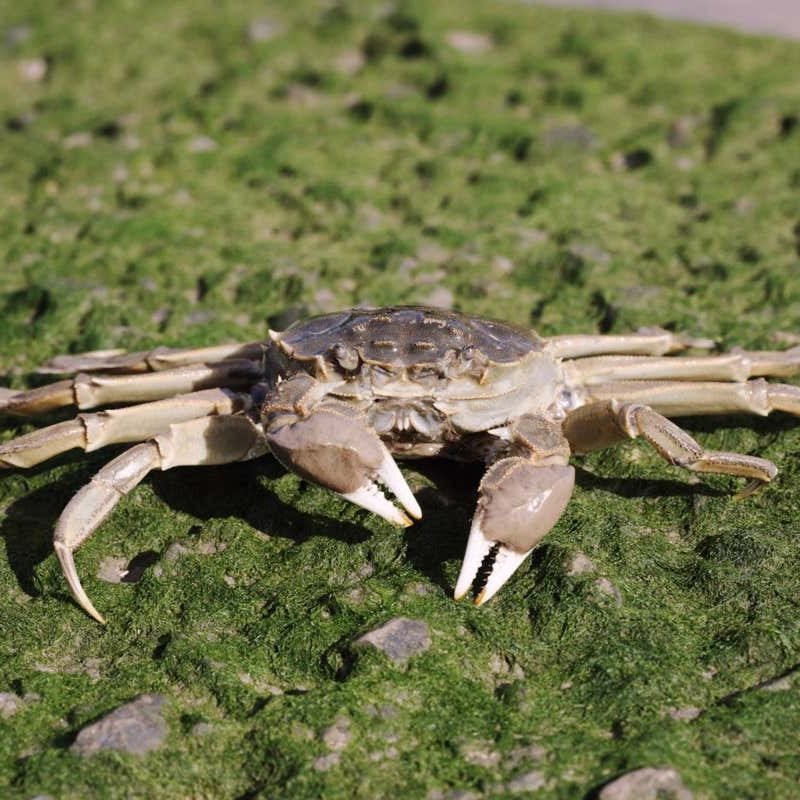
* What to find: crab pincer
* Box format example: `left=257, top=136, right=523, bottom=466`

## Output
left=454, top=415, right=576, bottom=604
left=455, top=459, right=575, bottom=605
left=263, top=377, right=421, bottom=527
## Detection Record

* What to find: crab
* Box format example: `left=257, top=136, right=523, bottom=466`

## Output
left=2, top=306, right=799, bottom=624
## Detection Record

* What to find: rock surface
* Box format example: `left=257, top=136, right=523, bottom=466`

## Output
left=70, top=694, right=168, bottom=756
left=0, top=692, right=22, bottom=718
left=599, top=767, right=693, bottom=800
left=506, top=769, right=546, bottom=793
left=321, top=715, right=351, bottom=752
left=537, top=0, right=800, bottom=40
left=354, top=617, right=432, bottom=663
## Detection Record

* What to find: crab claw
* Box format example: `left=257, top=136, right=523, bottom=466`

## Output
left=341, top=445, right=421, bottom=526
left=265, top=403, right=421, bottom=527
left=454, top=460, right=575, bottom=604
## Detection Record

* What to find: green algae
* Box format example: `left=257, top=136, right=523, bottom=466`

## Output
left=1, top=1, right=800, bottom=797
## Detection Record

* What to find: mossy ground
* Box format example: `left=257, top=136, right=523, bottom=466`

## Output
left=1, top=1, right=800, bottom=797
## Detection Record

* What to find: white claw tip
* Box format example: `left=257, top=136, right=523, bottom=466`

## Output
left=454, top=517, right=534, bottom=607
left=340, top=450, right=421, bottom=528
left=54, top=541, right=107, bottom=625
left=341, top=484, right=413, bottom=528
left=377, top=454, right=422, bottom=520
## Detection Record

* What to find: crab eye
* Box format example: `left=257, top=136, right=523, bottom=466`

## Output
left=332, top=343, right=359, bottom=371
left=461, top=346, right=486, bottom=364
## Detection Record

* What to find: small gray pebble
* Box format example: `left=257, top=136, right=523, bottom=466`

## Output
left=543, top=124, right=598, bottom=150
left=355, top=617, right=431, bottom=663
left=594, top=577, right=623, bottom=606
left=759, top=670, right=796, bottom=691
left=71, top=694, right=167, bottom=757
left=567, top=552, right=596, bottom=575
left=507, top=770, right=546, bottom=793
left=247, top=18, right=283, bottom=42
left=599, top=767, right=693, bottom=800
left=164, top=543, right=189, bottom=562
left=313, top=752, right=340, bottom=771
left=667, top=706, right=702, bottom=721
left=190, top=722, right=214, bottom=737
left=0, top=692, right=21, bottom=718
left=97, top=557, right=129, bottom=584
left=321, top=716, right=351, bottom=751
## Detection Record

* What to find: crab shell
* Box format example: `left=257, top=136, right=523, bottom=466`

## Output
left=270, top=306, right=565, bottom=447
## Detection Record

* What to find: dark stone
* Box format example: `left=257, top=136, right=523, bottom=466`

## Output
left=623, top=148, right=653, bottom=169
left=426, top=74, right=449, bottom=100
left=94, top=120, right=122, bottom=139
left=398, top=37, right=430, bottom=59
left=779, top=114, right=798, bottom=137
left=348, top=99, right=374, bottom=121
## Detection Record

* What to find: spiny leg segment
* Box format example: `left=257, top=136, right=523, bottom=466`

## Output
left=564, top=346, right=800, bottom=385
left=1, top=360, right=262, bottom=416
left=564, top=400, right=780, bottom=496
left=54, top=414, right=267, bottom=623
left=546, top=328, right=716, bottom=359
left=36, top=341, right=263, bottom=374
left=579, top=379, right=800, bottom=419
left=0, top=388, right=251, bottom=468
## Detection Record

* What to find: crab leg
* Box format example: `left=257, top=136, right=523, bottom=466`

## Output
left=565, top=347, right=800, bottom=385
left=54, top=414, right=268, bottom=623
left=37, top=341, right=263, bottom=375
left=547, top=329, right=715, bottom=359
left=263, top=375, right=420, bottom=527
left=454, top=415, right=575, bottom=605
left=563, top=400, right=778, bottom=495
left=1, top=360, right=261, bottom=417
left=0, top=388, right=250, bottom=469
left=579, top=379, right=800, bottom=418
